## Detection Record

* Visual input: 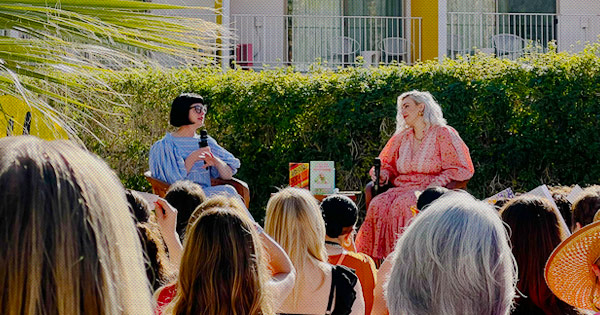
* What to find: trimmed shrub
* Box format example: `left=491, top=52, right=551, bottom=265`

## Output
left=82, top=45, right=600, bottom=219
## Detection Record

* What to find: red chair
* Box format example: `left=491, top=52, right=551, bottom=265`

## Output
left=144, top=171, right=250, bottom=208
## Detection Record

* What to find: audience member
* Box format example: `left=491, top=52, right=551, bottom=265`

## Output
left=155, top=196, right=295, bottom=315
left=572, top=186, right=600, bottom=232
left=545, top=221, right=600, bottom=312
left=386, top=191, right=517, bottom=315
left=126, top=190, right=174, bottom=291
left=0, top=136, right=153, bottom=314
left=416, top=186, right=449, bottom=211
left=265, top=187, right=365, bottom=315
left=500, top=195, right=581, bottom=314
left=548, top=186, right=574, bottom=230
left=320, top=195, right=377, bottom=315
left=164, top=180, right=207, bottom=240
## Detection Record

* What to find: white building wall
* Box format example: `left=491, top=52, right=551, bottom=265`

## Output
left=231, top=0, right=286, bottom=67
left=557, top=0, right=600, bottom=52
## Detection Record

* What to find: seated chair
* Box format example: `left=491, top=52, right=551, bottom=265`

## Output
left=492, top=33, right=526, bottom=60
left=144, top=171, right=250, bottom=208
left=364, top=178, right=469, bottom=210
left=329, top=36, right=359, bottom=67
left=379, top=37, right=408, bottom=63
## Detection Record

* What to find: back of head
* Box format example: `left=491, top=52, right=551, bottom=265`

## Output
left=265, top=187, right=327, bottom=305
left=500, top=195, right=571, bottom=313
left=171, top=207, right=270, bottom=315
left=170, top=93, right=205, bottom=127
left=416, top=186, right=449, bottom=211
left=0, top=136, right=152, bottom=315
left=572, top=186, right=600, bottom=230
left=126, top=189, right=152, bottom=223
left=165, top=180, right=207, bottom=240
left=320, top=194, right=358, bottom=238
left=386, top=191, right=516, bottom=315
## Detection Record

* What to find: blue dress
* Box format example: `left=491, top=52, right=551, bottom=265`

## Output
left=149, top=132, right=241, bottom=197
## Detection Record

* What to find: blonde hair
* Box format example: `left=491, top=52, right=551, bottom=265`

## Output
left=0, top=136, right=152, bottom=315
left=264, top=187, right=328, bottom=306
left=396, top=90, right=447, bottom=132
left=167, top=203, right=273, bottom=315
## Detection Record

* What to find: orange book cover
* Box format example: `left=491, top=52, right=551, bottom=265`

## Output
left=289, top=163, right=309, bottom=189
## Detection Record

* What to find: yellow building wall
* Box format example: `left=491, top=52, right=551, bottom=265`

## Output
left=0, top=95, right=67, bottom=140
left=412, top=0, right=439, bottom=61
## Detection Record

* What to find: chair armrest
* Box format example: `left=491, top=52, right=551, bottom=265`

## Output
left=365, top=181, right=392, bottom=210
left=211, top=177, right=251, bottom=208
left=144, top=171, right=170, bottom=198
left=445, top=179, right=469, bottom=190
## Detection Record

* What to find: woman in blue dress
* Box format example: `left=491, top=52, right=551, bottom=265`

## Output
left=149, top=93, right=240, bottom=197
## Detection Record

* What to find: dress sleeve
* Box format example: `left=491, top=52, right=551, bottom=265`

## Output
left=207, top=136, right=241, bottom=178
left=429, top=126, right=475, bottom=187
left=369, top=133, right=403, bottom=183
left=148, top=135, right=187, bottom=184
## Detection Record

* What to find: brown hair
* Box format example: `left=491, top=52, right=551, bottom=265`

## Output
left=572, top=186, right=600, bottom=230
left=167, top=206, right=272, bottom=315
left=0, top=136, right=152, bottom=314
left=500, top=195, right=577, bottom=314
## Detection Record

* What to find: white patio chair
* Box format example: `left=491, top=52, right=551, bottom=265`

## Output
left=379, top=37, right=408, bottom=63
left=492, top=33, right=526, bottom=59
left=329, top=36, right=359, bottom=67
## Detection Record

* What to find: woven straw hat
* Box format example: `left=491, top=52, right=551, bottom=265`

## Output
left=545, top=220, right=600, bottom=311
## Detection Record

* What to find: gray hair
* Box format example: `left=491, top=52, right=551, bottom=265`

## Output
left=385, top=191, right=517, bottom=315
left=396, top=90, right=447, bottom=132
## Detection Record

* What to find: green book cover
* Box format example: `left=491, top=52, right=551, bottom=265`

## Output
left=310, top=161, right=335, bottom=195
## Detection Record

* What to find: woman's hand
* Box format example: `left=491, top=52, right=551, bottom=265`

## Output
left=371, top=171, right=389, bottom=186
left=154, top=198, right=183, bottom=266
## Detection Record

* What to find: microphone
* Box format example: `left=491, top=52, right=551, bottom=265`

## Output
left=374, top=157, right=381, bottom=194
left=199, top=130, right=208, bottom=148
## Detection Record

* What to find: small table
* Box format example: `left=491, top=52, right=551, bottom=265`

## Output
left=360, top=50, right=381, bottom=67
left=314, top=191, right=361, bottom=202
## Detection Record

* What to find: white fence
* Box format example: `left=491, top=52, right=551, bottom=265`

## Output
left=447, top=12, right=600, bottom=59
left=230, top=15, right=422, bottom=69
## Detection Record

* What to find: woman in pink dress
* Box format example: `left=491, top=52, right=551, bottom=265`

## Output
left=356, top=90, right=474, bottom=260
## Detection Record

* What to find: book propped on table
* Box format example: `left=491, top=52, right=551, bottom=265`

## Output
left=289, top=163, right=309, bottom=189
left=310, top=161, right=335, bottom=195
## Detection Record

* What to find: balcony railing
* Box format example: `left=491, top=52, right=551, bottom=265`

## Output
left=230, top=14, right=422, bottom=69
left=447, top=12, right=600, bottom=59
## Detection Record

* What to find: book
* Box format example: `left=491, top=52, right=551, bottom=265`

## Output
left=566, top=184, right=584, bottom=204
left=289, top=162, right=309, bottom=189
left=310, top=161, right=335, bottom=195
left=484, top=188, right=515, bottom=205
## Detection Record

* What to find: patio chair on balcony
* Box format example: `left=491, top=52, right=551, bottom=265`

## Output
left=329, top=36, right=360, bottom=67
left=492, top=33, right=526, bottom=59
left=379, top=37, right=408, bottom=63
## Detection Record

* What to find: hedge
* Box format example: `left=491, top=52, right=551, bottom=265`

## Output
left=82, top=45, right=600, bottom=219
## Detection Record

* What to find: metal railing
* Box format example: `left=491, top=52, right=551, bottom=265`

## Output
left=447, top=12, right=556, bottom=59
left=447, top=12, right=600, bottom=59
left=230, top=14, right=421, bottom=69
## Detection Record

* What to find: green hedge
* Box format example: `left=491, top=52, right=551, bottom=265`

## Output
left=84, top=46, right=600, bottom=219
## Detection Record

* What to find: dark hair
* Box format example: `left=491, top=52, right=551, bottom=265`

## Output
left=417, top=186, right=449, bottom=211
left=500, top=195, right=577, bottom=314
left=169, top=93, right=205, bottom=127
left=125, top=190, right=151, bottom=223
left=165, top=180, right=207, bottom=241
left=572, top=187, right=600, bottom=230
left=320, top=195, right=358, bottom=238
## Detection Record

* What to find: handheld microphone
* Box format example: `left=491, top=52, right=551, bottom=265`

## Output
left=199, top=130, right=208, bottom=148
left=374, top=157, right=381, bottom=194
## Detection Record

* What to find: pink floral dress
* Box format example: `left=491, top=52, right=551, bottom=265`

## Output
left=356, top=124, right=474, bottom=259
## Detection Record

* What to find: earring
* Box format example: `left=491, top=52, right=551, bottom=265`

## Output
left=419, top=111, right=424, bottom=116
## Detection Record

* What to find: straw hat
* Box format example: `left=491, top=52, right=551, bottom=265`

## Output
left=545, top=220, right=600, bottom=311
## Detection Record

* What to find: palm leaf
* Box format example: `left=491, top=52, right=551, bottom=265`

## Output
left=0, top=0, right=228, bottom=142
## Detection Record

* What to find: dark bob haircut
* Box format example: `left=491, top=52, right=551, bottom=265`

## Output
left=170, top=93, right=205, bottom=127
left=320, top=194, right=358, bottom=238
